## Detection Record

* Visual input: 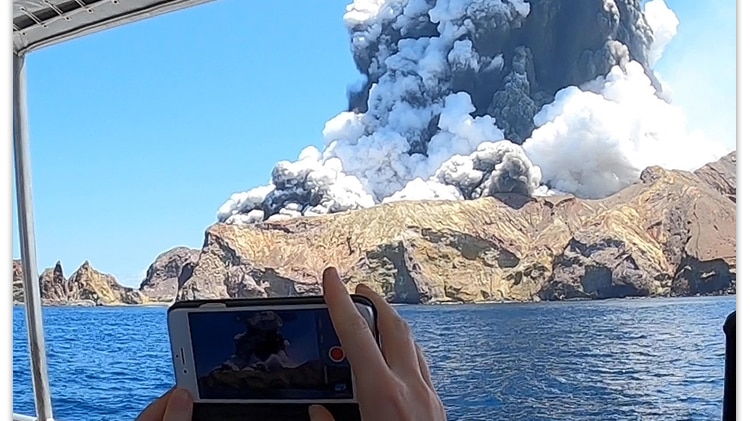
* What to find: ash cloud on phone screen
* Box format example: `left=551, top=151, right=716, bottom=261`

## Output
left=188, top=309, right=352, bottom=400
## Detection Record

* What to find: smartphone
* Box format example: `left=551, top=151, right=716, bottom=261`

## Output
left=167, top=296, right=378, bottom=406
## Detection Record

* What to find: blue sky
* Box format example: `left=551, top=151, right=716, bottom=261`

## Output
left=11, top=0, right=736, bottom=287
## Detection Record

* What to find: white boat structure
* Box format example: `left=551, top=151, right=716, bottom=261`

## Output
left=12, top=2, right=216, bottom=420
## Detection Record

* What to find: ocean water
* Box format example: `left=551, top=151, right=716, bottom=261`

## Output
left=13, top=296, right=734, bottom=421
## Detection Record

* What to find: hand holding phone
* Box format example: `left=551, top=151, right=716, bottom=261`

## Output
left=167, top=295, right=376, bottom=405
left=310, top=268, right=446, bottom=421
left=138, top=267, right=445, bottom=421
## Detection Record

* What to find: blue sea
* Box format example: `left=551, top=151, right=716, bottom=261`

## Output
left=13, top=296, right=734, bottom=421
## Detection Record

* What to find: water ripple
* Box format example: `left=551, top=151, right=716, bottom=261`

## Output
left=13, top=296, right=734, bottom=421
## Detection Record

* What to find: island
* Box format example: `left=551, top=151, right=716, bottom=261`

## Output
left=13, top=152, right=735, bottom=306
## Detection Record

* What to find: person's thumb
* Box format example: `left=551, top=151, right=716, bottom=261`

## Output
left=162, top=388, right=194, bottom=421
left=308, top=404, right=336, bottom=421
left=135, top=388, right=173, bottom=421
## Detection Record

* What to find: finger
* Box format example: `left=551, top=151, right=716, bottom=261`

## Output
left=162, top=388, right=193, bottom=421
left=135, top=388, right=174, bottom=421
left=415, top=343, right=436, bottom=391
left=322, top=268, right=392, bottom=393
left=355, top=283, right=421, bottom=382
left=308, top=404, right=336, bottom=421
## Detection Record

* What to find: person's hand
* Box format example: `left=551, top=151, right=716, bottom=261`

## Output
left=310, top=267, right=446, bottom=421
left=136, top=388, right=194, bottom=421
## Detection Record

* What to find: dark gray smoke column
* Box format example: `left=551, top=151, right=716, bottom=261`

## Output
left=347, top=0, right=659, bottom=144
left=219, top=0, right=719, bottom=225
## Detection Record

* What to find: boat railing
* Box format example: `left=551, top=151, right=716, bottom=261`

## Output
left=11, top=2, right=216, bottom=421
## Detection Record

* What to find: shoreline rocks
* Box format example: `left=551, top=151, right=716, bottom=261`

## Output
left=13, top=260, right=143, bottom=306
left=138, top=247, right=201, bottom=303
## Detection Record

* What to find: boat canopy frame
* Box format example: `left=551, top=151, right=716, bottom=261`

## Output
left=12, top=1, right=215, bottom=420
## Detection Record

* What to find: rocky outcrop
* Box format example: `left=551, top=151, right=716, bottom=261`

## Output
left=13, top=260, right=24, bottom=303
left=177, top=153, right=736, bottom=304
left=138, top=247, right=200, bottom=303
left=12, top=260, right=143, bottom=306
left=67, top=261, right=143, bottom=305
left=695, top=151, right=736, bottom=202
left=39, top=262, right=69, bottom=303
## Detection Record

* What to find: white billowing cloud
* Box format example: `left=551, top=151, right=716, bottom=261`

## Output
left=383, top=178, right=463, bottom=203
left=644, top=0, right=679, bottom=65
left=522, top=61, right=726, bottom=199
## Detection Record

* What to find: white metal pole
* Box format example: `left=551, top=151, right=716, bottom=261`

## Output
left=13, top=51, right=55, bottom=421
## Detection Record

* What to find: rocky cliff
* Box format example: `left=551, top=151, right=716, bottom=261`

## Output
left=177, top=153, right=736, bottom=304
left=12, top=260, right=25, bottom=303
left=138, top=247, right=201, bottom=303
left=13, top=260, right=143, bottom=306
left=694, top=151, right=736, bottom=203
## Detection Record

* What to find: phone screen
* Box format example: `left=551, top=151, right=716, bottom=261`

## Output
left=187, top=308, right=353, bottom=401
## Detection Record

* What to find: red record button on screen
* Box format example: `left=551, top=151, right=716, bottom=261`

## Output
left=329, top=346, right=345, bottom=362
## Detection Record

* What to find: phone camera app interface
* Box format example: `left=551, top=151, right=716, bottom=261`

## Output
left=188, top=308, right=352, bottom=400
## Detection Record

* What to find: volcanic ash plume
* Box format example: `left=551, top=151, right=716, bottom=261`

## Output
left=217, top=0, right=726, bottom=225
